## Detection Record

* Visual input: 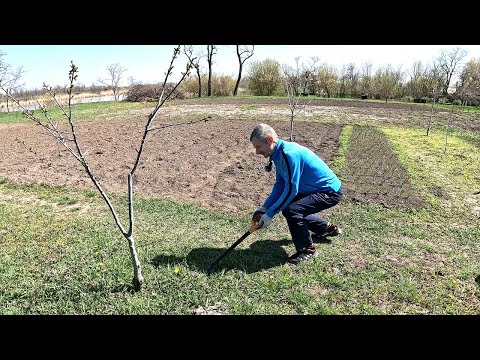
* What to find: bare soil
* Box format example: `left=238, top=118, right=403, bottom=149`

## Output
left=2, top=98, right=472, bottom=215
left=0, top=118, right=342, bottom=215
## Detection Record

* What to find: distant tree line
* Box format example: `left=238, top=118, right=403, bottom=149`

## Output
left=2, top=46, right=480, bottom=107
left=238, top=48, right=480, bottom=106
left=177, top=47, right=480, bottom=106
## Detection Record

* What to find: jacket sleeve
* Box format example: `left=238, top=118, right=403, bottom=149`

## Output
left=265, top=150, right=301, bottom=218
left=262, top=166, right=285, bottom=210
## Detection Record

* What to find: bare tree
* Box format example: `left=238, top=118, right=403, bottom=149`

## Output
left=436, top=47, right=468, bottom=97
left=0, top=51, right=25, bottom=112
left=424, top=64, right=443, bottom=136
left=282, top=57, right=318, bottom=141
left=406, top=61, right=426, bottom=100
left=0, top=50, right=8, bottom=84
left=0, top=46, right=202, bottom=292
left=359, top=62, right=373, bottom=98
left=127, top=76, right=142, bottom=87
left=206, top=45, right=217, bottom=97
left=4, top=66, right=24, bottom=112
left=98, top=63, right=127, bottom=101
left=456, top=58, right=480, bottom=105
left=344, top=62, right=360, bottom=98
left=444, top=102, right=454, bottom=153
left=184, top=46, right=205, bottom=98
left=234, top=45, right=254, bottom=96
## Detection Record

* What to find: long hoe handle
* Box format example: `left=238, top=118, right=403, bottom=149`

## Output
left=206, top=221, right=259, bottom=275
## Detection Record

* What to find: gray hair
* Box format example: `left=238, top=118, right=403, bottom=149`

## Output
left=250, top=123, right=278, bottom=143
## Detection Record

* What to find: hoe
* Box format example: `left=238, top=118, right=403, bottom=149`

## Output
left=206, top=218, right=261, bottom=275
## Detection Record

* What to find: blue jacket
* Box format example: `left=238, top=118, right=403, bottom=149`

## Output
left=262, top=138, right=341, bottom=218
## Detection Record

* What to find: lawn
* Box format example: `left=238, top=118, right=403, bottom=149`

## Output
left=0, top=97, right=479, bottom=314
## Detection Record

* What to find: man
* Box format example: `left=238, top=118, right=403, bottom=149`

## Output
left=250, top=123, right=343, bottom=265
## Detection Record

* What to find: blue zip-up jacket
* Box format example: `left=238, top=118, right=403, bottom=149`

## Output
left=262, top=138, right=341, bottom=219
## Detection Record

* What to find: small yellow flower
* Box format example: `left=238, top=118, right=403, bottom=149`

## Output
left=174, top=267, right=180, bottom=274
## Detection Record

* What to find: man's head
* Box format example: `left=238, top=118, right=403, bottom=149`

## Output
left=250, top=123, right=278, bottom=158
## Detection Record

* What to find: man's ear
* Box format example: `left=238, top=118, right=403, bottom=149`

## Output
left=266, top=135, right=273, bottom=145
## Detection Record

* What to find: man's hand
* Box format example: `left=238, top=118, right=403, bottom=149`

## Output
left=252, top=206, right=267, bottom=222
left=256, top=213, right=272, bottom=229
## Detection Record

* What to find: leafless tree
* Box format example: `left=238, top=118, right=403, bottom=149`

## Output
left=184, top=46, right=205, bottom=98
left=282, top=57, right=318, bottom=141
left=98, top=63, right=127, bottom=101
left=0, top=50, right=8, bottom=85
left=436, top=47, right=468, bottom=97
left=344, top=62, right=360, bottom=98
left=406, top=61, right=426, bottom=100
left=0, top=51, right=25, bottom=112
left=234, top=45, right=254, bottom=96
left=444, top=102, right=455, bottom=153
left=424, top=64, right=443, bottom=136
left=456, top=58, right=480, bottom=105
left=3, top=66, right=24, bottom=112
left=0, top=46, right=202, bottom=292
left=206, top=45, right=217, bottom=96
left=127, top=76, right=143, bottom=87
left=359, top=62, right=373, bottom=98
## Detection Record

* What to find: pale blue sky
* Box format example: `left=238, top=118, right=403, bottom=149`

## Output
left=1, top=45, right=479, bottom=90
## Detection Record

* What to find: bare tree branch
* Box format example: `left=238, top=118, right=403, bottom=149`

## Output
left=282, top=57, right=317, bottom=141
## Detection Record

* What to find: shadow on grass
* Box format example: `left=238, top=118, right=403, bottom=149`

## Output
left=151, top=236, right=333, bottom=274
left=151, top=239, right=292, bottom=274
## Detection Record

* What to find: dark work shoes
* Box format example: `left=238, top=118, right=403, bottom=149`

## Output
left=287, top=245, right=317, bottom=265
left=322, top=223, right=342, bottom=237
left=312, top=223, right=342, bottom=243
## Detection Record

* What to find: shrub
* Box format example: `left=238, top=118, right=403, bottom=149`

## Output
left=124, top=84, right=185, bottom=102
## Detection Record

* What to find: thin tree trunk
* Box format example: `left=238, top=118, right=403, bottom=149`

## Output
left=196, top=67, right=202, bottom=98
left=234, top=63, right=242, bottom=96
left=290, top=111, right=294, bottom=141
left=444, top=117, right=450, bottom=153
left=427, top=96, right=435, bottom=136
left=1, top=47, right=195, bottom=292
left=444, top=102, right=454, bottom=153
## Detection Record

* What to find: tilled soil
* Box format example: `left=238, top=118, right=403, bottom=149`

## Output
left=0, top=117, right=341, bottom=215
left=2, top=98, right=461, bottom=214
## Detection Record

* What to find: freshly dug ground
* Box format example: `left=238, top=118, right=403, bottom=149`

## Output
left=0, top=98, right=451, bottom=215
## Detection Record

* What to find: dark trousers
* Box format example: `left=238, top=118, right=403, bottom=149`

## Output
left=281, top=187, right=343, bottom=253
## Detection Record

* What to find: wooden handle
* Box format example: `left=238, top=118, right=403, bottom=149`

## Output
left=248, top=218, right=261, bottom=233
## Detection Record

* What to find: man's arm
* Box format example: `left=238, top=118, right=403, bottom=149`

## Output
left=265, top=150, right=301, bottom=218
left=262, top=170, right=285, bottom=210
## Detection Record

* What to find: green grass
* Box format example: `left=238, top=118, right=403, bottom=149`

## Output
left=0, top=101, right=154, bottom=124
left=380, top=125, right=480, bottom=214
left=1, top=100, right=479, bottom=314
